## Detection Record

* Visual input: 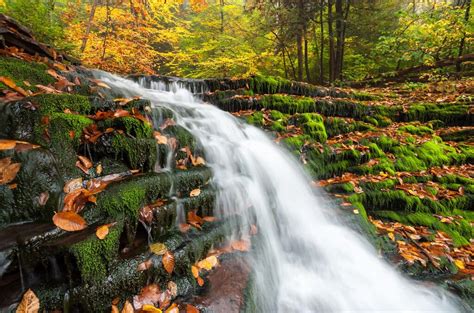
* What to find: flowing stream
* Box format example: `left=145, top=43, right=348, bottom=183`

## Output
left=97, top=72, right=461, bottom=312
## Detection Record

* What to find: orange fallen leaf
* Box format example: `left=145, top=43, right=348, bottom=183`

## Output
left=197, top=276, right=204, bottom=287
left=142, top=304, right=162, bottom=312
left=16, top=289, right=39, bottom=313
left=111, top=304, right=120, bottom=313
left=0, top=139, right=17, bottom=150
left=165, top=303, right=179, bottom=313
left=0, top=76, right=29, bottom=96
left=0, top=158, right=21, bottom=185
left=231, top=239, right=251, bottom=252
left=162, top=250, right=175, bottom=274
left=77, top=155, right=93, bottom=170
left=96, top=222, right=116, bottom=240
left=196, top=255, right=218, bottom=271
left=191, top=265, right=199, bottom=278
left=179, top=223, right=191, bottom=233
left=190, top=189, right=201, bottom=197
left=52, top=211, right=87, bottom=232
left=121, top=300, right=134, bottom=313
left=202, top=216, right=216, bottom=222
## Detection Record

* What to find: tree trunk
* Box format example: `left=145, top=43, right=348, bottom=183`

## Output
left=296, top=29, right=304, bottom=81
left=304, top=26, right=311, bottom=82
left=319, top=0, right=324, bottom=84
left=80, top=0, right=98, bottom=53
left=101, top=0, right=111, bottom=61
left=328, top=0, right=335, bottom=82
left=457, top=0, right=471, bottom=72
left=220, top=0, right=225, bottom=34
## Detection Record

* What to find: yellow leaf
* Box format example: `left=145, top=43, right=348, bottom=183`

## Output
left=197, top=255, right=218, bottom=271
left=16, top=289, right=39, bottom=313
left=142, top=304, right=163, bottom=313
left=191, top=265, right=199, bottom=278
left=150, top=242, right=167, bottom=256
left=121, top=300, right=134, bottom=313
left=388, top=232, right=395, bottom=241
left=96, top=224, right=110, bottom=239
left=454, top=259, right=465, bottom=270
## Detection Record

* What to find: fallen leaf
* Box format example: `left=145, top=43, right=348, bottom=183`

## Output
left=179, top=223, right=191, bottom=233
left=454, top=259, right=465, bottom=270
left=0, top=139, right=17, bottom=150
left=0, top=158, right=21, bottom=185
left=121, top=300, right=134, bottom=313
left=142, top=304, right=162, bottom=313
left=388, top=232, right=395, bottom=241
left=162, top=250, right=175, bottom=274
left=150, top=242, right=167, bottom=256
left=90, top=79, right=111, bottom=89
left=197, top=276, right=204, bottom=287
left=167, top=281, right=178, bottom=298
left=96, top=163, right=103, bottom=175
left=191, top=265, right=199, bottom=278
left=186, top=304, right=199, bottom=313
left=16, top=289, right=39, bottom=313
left=190, top=189, right=201, bottom=197
left=196, top=255, right=218, bottom=271
left=133, top=284, right=161, bottom=310
left=231, top=239, right=251, bottom=252
left=137, top=259, right=153, bottom=272
left=165, top=303, right=179, bottom=313
left=111, top=304, right=120, bottom=313
left=78, top=155, right=93, bottom=170
left=202, top=216, right=216, bottom=222
left=75, top=160, right=90, bottom=174
left=154, top=131, right=168, bottom=145
left=38, top=191, right=49, bottom=206
left=96, top=223, right=116, bottom=240
left=0, top=76, right=28, bottom=96
left=192, top=156, right=205, bottom=166
left=52, top=211, right=87, bottom=232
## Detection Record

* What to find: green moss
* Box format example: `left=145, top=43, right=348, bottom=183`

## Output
left=31, top=94, right=92, bottom=115
left=281, top=136, right=306, bottom=152
left=250, top=75, right=290, bottom=94
left=97, top=179, right=147, bottom=219
left=297, top=113, right=327, bottom=143
left=351, top=91, right=382, bottom=101
left=0, top=56, right=55, bottom=91
left=405, top=103, right=472, bottom=126
left=70, top=222, right=123, bottom=284
left=398, top=124, right=434, bottom=135
left=270, top=110, right=287, bottom=121
left=246, top=111, right=264, bottom=126
left=103, top=116, right=153, bottom=139
left=48, top=113, right=93, bottom=146
left=111, top=135, right=157, bottom=171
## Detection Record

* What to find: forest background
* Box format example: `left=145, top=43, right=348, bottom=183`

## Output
left=0, top=0, right=472, bottom=84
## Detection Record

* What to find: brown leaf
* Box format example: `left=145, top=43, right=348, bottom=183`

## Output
left=76, top=160, right=90, bottom=174
left=78, top=155, right=93, bottom=170
left=52, top=211, right=87, bottom=232
left=133, top=284, right=161, bottom=309
left=231, top=239, right=251, bottom=252
left=0, top=158, right=21, bottom=185
left=162, top=250, right=175, bottom=274
left=197, top=276, right=204, bottom=287
left=179, top=223, right=191, bottom=233
left=167, top=281, right=178, bottom=298
left=38, top=191, right=49, bottom=206
left=16, top=289, right=39, bottom=313
left=191, top=265, right=199, bottom=278
left=154, top=131, right=168, bottom=145
left=137, top=259, right=153, bottom=272
left=111, top=304, right=120, bottom=313
left=90, top=79, right=111, bottom=89
left=202, top=216, right=216, bottom=222
left=196, top=255, right=218, bottom=271
left=186, top=304, right=199, bottom=313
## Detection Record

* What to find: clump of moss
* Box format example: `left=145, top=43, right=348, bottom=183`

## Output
left=297, top=113, right=327, bottom=143
left=398, top=124, right=433, bottom=136
left=246, top=111, right=264, bottom=126
left=405, top=103, right=471, bottom=126
left=111, top=135, right=157, bottom=171
left=351, top=91, right=382, bottom=101
left=32, top=94, right=92, bottom=115
left=103, top=116, right=153, bottom=139
left=0, top=56, right=55, bottom=91
left=281, top=136, right=306, bottom=153
left=70, top=222, right=123, bottom=284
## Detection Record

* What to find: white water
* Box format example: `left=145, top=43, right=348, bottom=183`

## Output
left=97, top=72, right=460, bottom=313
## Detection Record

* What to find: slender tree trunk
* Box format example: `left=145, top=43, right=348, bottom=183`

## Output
left=80, top=0, right=99, bottom=53
left=296, top=30, right=304, bottom=81
left=282, top=50, right=288, bottom=79
left=304, top=26, right=311, bottom=82
left=457, top=0, right=471, bottom=72
left=319, top=0, right=324, bottom=84
left=328, top=0, right=335, bottom=82
left=338, top=0, right=350, bottom=80
left=220, top=0, right=225, bottom=34
left=101, top=0, right=111, bottom=61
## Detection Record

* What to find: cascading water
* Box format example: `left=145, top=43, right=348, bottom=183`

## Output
left=97, top=72, right=461, bottom=312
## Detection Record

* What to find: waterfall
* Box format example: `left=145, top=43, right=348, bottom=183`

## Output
left=97, top=72, right=461, bottom=312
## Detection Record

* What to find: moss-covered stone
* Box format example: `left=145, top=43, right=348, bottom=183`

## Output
left=0, top=56, right=55, bottom=91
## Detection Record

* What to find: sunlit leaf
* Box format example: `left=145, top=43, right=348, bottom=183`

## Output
left=162, top=250, right=175, bottom=274
left=16, top=289, right=39, bottom=313
left=150, top=242, right=167, bottom=256
left=52, top=211, right=87, bottom=232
